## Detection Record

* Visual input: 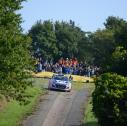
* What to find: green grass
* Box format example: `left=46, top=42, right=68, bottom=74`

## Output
left=72, top=81, right=95, bottom=91
left=31, top=77, right=49, bottom=88
left=0, top=78, right=47, bottom=126
left=82, top=83, right=99, bottom=126
left=72, top=81, right=85, bottom=90
left=83, top=98, right=99, bottom=126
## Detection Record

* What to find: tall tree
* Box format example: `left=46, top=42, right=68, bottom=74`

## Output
left=104, top=16, right=127, bottom=30
left=91, top=29, right=115, bottom=68
left=104, top=16, right=127, bottom=75
left=0, top=0, right=32, bottom=100
left=55, top=21, right=85, bottom=60
left=90, top=16, right=127, bottom=75
left=77, top=32, right=94, bottom=63
left=29, top=20, right=58, bottom=60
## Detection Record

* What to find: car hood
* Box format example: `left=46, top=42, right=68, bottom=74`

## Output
left=54, top=80, right=69, bottom=85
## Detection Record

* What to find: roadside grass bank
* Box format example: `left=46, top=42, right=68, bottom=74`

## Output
left=72, top=81, right=95, bottom=91
left=0, top=78, right=47, bottom=126
left=83, top=98, right=99, bottom=126
left=83, top=83, right=99, bottom=126
left=72, top=81, right=85, bottom=90
left=31, top=77, right=49, bottom=88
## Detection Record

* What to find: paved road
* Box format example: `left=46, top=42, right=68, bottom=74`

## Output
left=23, top=84, right=89, bottom=126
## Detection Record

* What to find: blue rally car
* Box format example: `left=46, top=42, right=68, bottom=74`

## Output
left=48, top=74, right=72, bottom=92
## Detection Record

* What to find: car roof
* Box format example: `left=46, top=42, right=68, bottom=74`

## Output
left=53, top=76, right=69, bottom=80
left=52, top=74, right=64, bottom=77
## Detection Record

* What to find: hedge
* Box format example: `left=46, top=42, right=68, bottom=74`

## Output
left=92, top=73, right=127, bottom=126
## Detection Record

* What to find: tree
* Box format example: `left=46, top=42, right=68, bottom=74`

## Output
left=29, top=20, right=89, bottom=62
left=77, top=32, right=94, bottom=63
left=91, top=29, right=115, bottom=69
left=89, top=16, right=127, bottom=75
left=29, top=20, right=58, bottom=60
left=104, top=16, right=127, bottom=75
left=55, top=21, right=86, bottom=60
left=104, top=16, right=127, bottom=31
left=0, top=0, right=32, bottom=101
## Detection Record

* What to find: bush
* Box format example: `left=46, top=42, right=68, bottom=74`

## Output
left=92, top=73, right=127, bottom=126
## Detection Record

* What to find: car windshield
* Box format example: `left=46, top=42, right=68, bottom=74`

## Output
left=54, top=76, right=69, bottom=81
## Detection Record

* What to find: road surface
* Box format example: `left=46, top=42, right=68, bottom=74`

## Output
left=22, top=83, right=90, bottom=126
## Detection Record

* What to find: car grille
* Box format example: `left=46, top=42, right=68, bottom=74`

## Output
left=55, top=84, right=66, bottom=89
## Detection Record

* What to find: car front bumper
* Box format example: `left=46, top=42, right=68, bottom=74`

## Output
left=49, top=84, right=71, bottom=91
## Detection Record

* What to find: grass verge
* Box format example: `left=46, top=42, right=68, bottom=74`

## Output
left=0, top=78, right=47, bottom=126
left=72, top=81, right=85, bottom=91
left=83, top=83, right=99, bottom=126
left=83, top=98, right=99, bottom=126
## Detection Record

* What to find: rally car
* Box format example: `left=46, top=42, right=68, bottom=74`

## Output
left=48, top=74, right=72, bottom=92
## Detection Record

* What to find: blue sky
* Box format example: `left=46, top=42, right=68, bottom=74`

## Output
left=20, top=0, right=127, bottom=32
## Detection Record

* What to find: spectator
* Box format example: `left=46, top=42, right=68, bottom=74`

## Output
left=34, top=57, right=100, bottom=77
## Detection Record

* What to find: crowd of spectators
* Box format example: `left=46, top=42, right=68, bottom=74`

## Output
left=35, top=57, right=100, bottom=77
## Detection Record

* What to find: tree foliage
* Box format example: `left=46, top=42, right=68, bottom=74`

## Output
left=29, top=20, right=91, bottom=62
left=29, top=20, right=58, bottom=60
left=93, top=73, right=127, bottom=126
left=55, top=21, right=86, bottom=60
left=91, top=29, right=115, bottom=69
left=90, top=16, right=127, bottom=75
left=0, top=0, right=32, bottom=101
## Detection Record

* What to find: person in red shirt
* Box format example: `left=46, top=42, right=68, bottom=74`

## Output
left=72, top=57, right=78, bottom=66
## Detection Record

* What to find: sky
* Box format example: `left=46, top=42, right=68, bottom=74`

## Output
left=20, top=0, right=127, bottom=32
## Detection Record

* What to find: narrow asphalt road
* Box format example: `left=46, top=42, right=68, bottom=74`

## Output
left=22, top=83, right=89, bottom=126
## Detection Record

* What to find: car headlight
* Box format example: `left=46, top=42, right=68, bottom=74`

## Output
left=66, top=83, right=69, bottom=87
